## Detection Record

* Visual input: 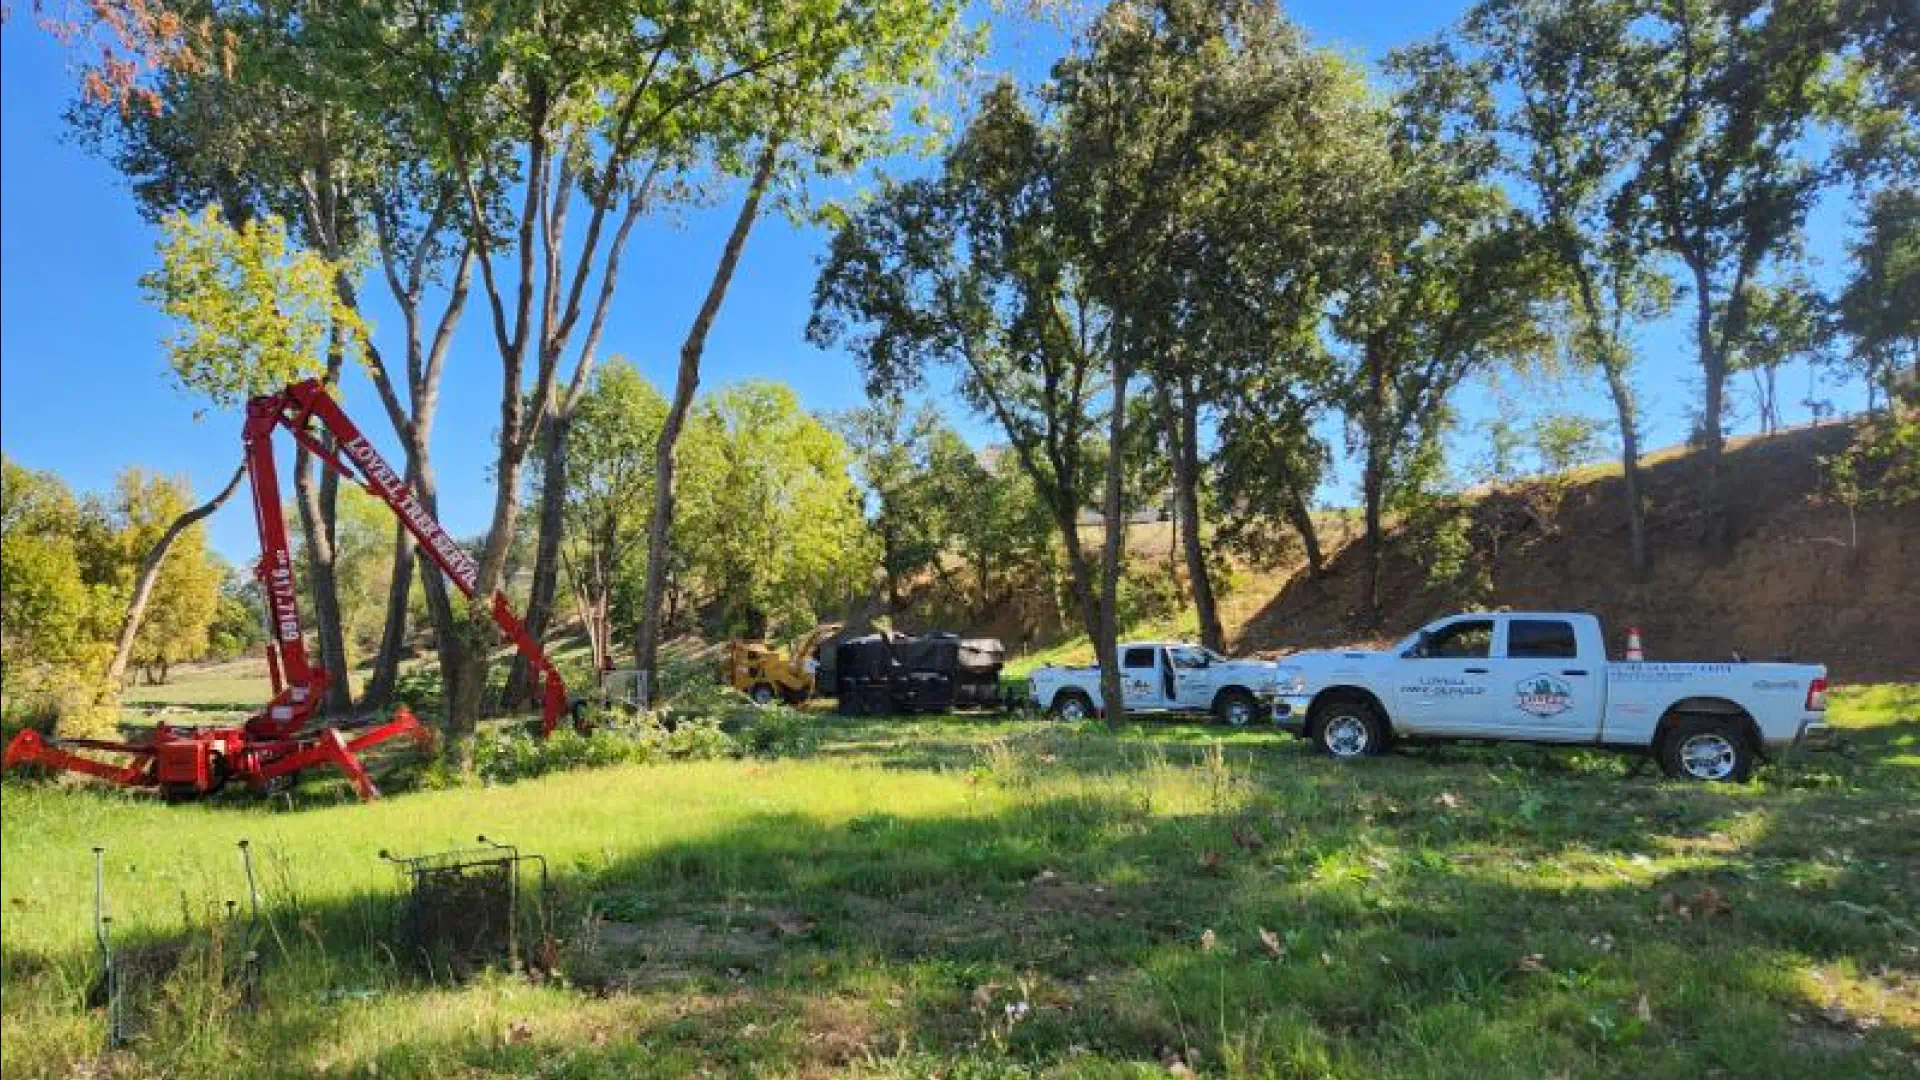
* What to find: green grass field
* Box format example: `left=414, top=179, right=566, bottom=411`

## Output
left=3, top=686, right=1915, bottom=1078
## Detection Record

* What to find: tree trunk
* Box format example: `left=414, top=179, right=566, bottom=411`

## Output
left=99, top=464, right=247, bottom=698
left=1095, top=355, right=1133, bottom=728
left=1282, top=483, right=1324, bottom=578
left=1164, top=379, right=1222, bottom=652
left=1690, top=265, right=1730, bottom=550
left=293, top=440, right=354, bottom=715
left=1363, top=458, right=1385, bottom=620
left=635, top=141, right=780, bottom=688
left=503, top=406, right=571, bottom=709
left=1600, top=361, right=1651, bottom=578
left=360, top=520, right=415, bottom=710
left=1362, top=340, right=1389, bottom=618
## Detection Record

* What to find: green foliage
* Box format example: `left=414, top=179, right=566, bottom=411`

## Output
left=1606, top=0, right=1844, bottom=449
left=560, top=360, right=668, bottom=642
left=0, top=457, right=114, bottom=689
left=835, top=398, right=988, bottom=606
left=141, top=207, right=366, bottom=406
left=205, top=577, right=267, bottom=662
left=731, top=704, right=819, bottom=758
left=0, top=457, right=226, bottom=724
left=675, top=381, right=877, bottom=637
left=112, top=470, right=223, bottom=682
left=1331, top=48, right=1557, bottom=572
left=470, top=726, right=661, bottom=785
left=1531, top=413, right=1607, bottom=476
left=1827, top=390, right=1920, bottom=511
left=1836, top=186, right=1919, bottom=391
left=286, top=482, right=400, bottom=668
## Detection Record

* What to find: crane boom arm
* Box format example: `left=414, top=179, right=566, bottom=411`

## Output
left=242, top=380, right=571, bottom=739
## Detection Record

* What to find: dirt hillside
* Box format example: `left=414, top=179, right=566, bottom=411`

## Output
left=1231, top=422, right=1917, bottom=683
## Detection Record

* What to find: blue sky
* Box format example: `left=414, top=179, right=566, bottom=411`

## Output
left=0, top=3, right=1865, bottom=565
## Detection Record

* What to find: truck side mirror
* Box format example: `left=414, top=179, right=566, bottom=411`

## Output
left=1410, top=631, right=1431, bottom=659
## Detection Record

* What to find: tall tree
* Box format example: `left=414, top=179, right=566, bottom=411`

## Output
left=1214, top=371, right=1333, bottom=577
left=674, top=383, right=876, bottom=638
left=552, top=360, right=668, bottom=676
left=1332, top=55, right=1556, bottom=615
left=814, top=82, right=1135, bottom=723
left=1612, top=0, right=1843, bottom=545
left=99, top=464, right=245, bottom=693
left=835, top=399, right=979, bottom=611
left=74, top=9, right=479, bottom=716
left=107, top=470, right=224, bottom=685
left=1443, top=0, right=1671, bottom=576
left=0, top=457, right=122, bottom=734
left=1045, top=0, right=1382, bottom=648
left=629, top=0, right=971, bottom=692
left=140, top=205, right=367, bottom=708
left=1834, top=173, right=1918, bottom=406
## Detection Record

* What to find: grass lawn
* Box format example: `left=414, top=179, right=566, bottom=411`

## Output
left=2, top=686, right=1915, bottom=1078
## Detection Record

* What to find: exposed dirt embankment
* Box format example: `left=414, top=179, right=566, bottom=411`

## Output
left=1234, top=423, right=1918, bottom=683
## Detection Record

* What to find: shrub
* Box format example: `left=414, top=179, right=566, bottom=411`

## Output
left=731, top=705, right=818, bottom=758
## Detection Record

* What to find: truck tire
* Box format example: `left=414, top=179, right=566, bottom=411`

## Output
left=1050, top=690, right=1094, bottom=722
left=1213, top=688, right=1259, bottom=727
left=749, top=683, right=777, bottom=706
left=1658, top=714, right=1755, bottom=782
left=1312, top=694, right=1387, bottom=760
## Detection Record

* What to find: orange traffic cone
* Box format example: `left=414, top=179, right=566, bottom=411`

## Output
left=1625, top=626, right=1645, bottom=662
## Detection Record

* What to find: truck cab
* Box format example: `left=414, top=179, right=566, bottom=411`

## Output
left=1029, top=642, right=1278, bottom=725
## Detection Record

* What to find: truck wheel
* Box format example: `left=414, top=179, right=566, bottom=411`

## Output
left=1213, top=688, right=1259, bottom=727
left=1312, top=696, right=1386, bottom=760
left=1050, top=690, right=1094, bottom=722
left=1659, top=715, right=1754, bottom=782
left=748, top=684, right=776, bottom=706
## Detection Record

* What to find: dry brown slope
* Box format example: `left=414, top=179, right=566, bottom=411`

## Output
left=1233, top=422, right=1918, bottom=683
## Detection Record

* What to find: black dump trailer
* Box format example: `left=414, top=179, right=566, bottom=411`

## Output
left=834, top=632, right=1006, bottom=716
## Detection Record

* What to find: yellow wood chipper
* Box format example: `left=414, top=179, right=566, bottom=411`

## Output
left=726, top=623, right=843, bottom=705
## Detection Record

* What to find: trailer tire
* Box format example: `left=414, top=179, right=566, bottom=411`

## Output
left=1050, top=690, right=1094, bottom=722
left=1312, top=694, right=1387, bottom=760
left=1658, top=714, right=1755, bottom=782
left=1213, top=688, right=1259, bottom=727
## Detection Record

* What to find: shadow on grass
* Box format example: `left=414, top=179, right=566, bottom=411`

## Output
left=11, top=763, right=1915, bottom=1078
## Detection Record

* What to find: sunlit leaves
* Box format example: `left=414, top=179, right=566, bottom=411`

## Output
left=141, top=206, right=367, bottom=406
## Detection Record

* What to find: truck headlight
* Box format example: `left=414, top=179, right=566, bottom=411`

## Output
left=1273, top=666, right=1309, bottom=696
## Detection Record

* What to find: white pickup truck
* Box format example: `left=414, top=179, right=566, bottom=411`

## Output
left=1271, top=611, right=1830, bottom=782
left=1028, top=642, right=1277, bottom=725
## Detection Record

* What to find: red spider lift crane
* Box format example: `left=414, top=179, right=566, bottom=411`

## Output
left=3, top=380, right=574, bottom=801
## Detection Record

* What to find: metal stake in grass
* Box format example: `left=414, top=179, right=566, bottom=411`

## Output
left=92, top=846, right=123, bottom=1051
left=237, top=840, right=263, bottom=1010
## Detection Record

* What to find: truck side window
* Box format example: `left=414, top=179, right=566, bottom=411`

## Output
left=1422, top=619, right=1493, bottom=659
left=1169, top=647, right=1209, bottom=669
left=1508, top=619, right=1578, bottom=659
left=1123, top=647, right=1157, bottom=669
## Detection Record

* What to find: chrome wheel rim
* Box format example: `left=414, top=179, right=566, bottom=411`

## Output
left=1679, top=733, right=1737, bottom=780
left=1058, top=697, right=1087, bottom=721
left=1224, top=699, right=1253, bottom=726
left=751, top=687, right=774, bottom=705
left=1324, top=714, right=1370, bottom=757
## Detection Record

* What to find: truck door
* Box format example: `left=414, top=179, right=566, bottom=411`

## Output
left=1392, top=617, right=1498, bottom=735
left=1122, top=646, right=1165, bottom=710
left=1167, top=645, right=1214, bottom=709
left=1491, top=617, right=1601, bottom=741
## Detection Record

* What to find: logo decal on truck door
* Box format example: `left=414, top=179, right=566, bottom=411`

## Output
left=1515, top=674, right=1574, bottom=717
